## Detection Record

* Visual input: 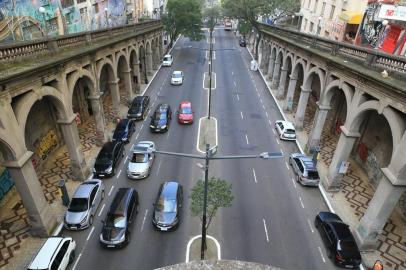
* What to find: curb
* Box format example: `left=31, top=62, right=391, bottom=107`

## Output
left=185, top=234, right=221, bottom=263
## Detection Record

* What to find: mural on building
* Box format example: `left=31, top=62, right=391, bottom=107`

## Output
left=0, top=0, right=128, bottom=43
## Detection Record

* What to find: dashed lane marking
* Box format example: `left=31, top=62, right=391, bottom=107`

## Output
left=98, top=204, right=105, bottom=217
left=141, top=209, right=148, bottom=232
left=285, top=161, right=289, bottom=170
left=299, top=196, right=305, bottom=208
left=245, top=134, right=249, bottom=145
left=266, top=112, right=269, bottom=118
left=291, top=177, right=297, bottom=188
left=269, top=120, right=273, bottom=128
left=116, top=169, right=122, bottom=178
left=263, top=219, right=269, bottom=243
left=156, top=161, right=162, bottom=176
left=108, top=185, right=114, bottom=196
left=236, top=94, right=240, bottom=101
left=86, top=226, right=95, bottom=241
left=318, top=247, right=326, bottom=263
left=124, top=155, right=128, bottom=164
left=276, top=139, right=280, bottom=145
left=252, top=169, right=258, bottom=183
left=240, top=111, right=244, bottom=119
left=280, top=149, right=284, bottom=155
left=307, top=219, right=314, bottom=233
left=72, top=253, right=82, bottom=270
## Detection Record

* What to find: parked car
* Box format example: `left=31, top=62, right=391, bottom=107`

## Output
left=27, top=237, right=76, bottom=270
left=315, top=212, right=361, bottom=268
left=127, top=141, right=155, bottom=179
left=162, top=54, right=173, bottom=66
left=100, top=188, right=139, bottom=248
left=177, top=101, right=194, bottom=124
left=289, top=153, right=320, bottom=186
left=150, top=103, right=172, bottom=133
left=93, top=141, right=125, bottom=177
left=152, top=181, right=183, bottom=231
left=170, top=71, right=184, bottom=85
left=275, top=120, right=296, bottom=141
left=239, top=37, right=246, bottom=47
left=127, top=96, right=150, bottom=120
left=112, top=118, right=136, bottom=143
left=64, top=179, right=105, bottom=230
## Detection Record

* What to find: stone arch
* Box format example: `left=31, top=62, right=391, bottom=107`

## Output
left=320, top=80, right=353, bottom=117
left=96, top=57, right=117, bottom=83
left=283, top=52, right=294, bottom=69
left=291, top=58, right=307, bottom=78
left=271, top=48, right=285, bottom=89
left=68, top=69, right=97, bottom=106
left=116, top=50, right=132, bottom=103
left=0, top=136, right=17, bottom=162
left=303, top=66, right=325, bottom=92
left=129, top=45, right=141, bottom=93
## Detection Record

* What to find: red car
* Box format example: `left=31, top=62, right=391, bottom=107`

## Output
left=177, top=101, right=194, bottom=124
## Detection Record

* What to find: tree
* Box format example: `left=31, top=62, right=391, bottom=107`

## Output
left=190, top=177, right=233, bottom=231
left=161, top=0, right=204, bottom=48
left=221, top=0, right=300, bottom=59
left=203, top=4, right=222, bottom=32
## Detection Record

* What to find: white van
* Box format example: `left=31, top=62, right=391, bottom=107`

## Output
left=27, top=237, right=76, bottom=270
left=162, top=54, right=173, bottom=66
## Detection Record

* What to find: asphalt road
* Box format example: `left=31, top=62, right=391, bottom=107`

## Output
left=63, top=29, right=341, bottom=270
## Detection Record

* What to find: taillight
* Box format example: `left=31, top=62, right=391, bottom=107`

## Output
left=336, top=254, right=344, bottom=262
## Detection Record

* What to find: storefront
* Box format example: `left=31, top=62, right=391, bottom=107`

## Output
left=335, top=11, right=363, bottom=44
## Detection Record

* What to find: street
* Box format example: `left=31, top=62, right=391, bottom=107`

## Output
left=64, top=28, right=341, bottom=270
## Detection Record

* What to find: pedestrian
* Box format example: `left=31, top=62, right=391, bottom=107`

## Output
left=372, top=260, right=383, bottom=270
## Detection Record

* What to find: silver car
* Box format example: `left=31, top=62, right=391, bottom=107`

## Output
left=64, top=179, right=105, bottom=230
left=289, top=153, right=320, bottom=187
left=127, top=141, right=155, bottom=179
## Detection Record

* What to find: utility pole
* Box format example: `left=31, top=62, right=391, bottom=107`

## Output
left=201, top=144, right=210, bottom=259
left=207, top=0, right=214, bottom=120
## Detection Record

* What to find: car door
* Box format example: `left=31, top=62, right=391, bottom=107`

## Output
left=89, top=186, right=98, bottom=216
left=144, top=97, right=150, bottom=116
left=292, top=157, right=301, bottom=175
left=50, top=240, right=70, bottom=270
left=276, top=122, right=283, bottom=135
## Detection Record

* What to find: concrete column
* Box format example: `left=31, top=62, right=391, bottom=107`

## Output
left=132, top=60, right=141, bottom=94
left=259, top=49, right=268, bottom=70
left=57, top=115, right=89, bottom=180
left=88, top=95, right=107, bottom=145
left=108, top=79, right=120, bottom=117
left=283, top=74, right=298, bottom=112
left=267, top=58, right=275, bottom=81
left=152, top=49, right=159, bottom=70
left=306, top=103, right=330, bottom=150
left=354, top=175, right=406, bottom=249
left=5, top=151, right=56, bottom=236
left=323, top=126, right=360, bottom=191
left=271, top=60, right=281, bottom=89
left=159, top=42, right=163, bottom=60
left=146, top=49, right=153, bottom=76
left=276, top=67, right=289, bottom=99
left=122, top=69, right=134, bottom=102
left=294, top=86, right=311, bottom=129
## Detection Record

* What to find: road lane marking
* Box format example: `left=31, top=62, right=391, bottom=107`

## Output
left=166, top=129, right=170, bottom=139
left=108, top=185, right=114, bottom=196
left=245, top=134, right=249, bottom=145
left=299, top=196, right=305, bottom=208
left=240, top=111, right=244, bottom=119
left=233, top=81, right=237, bottom=87
left=232, top=71, right=234, bottom=75
left=280, top=149, right=284, bottom=155
left=135, top=133, right=139, bottom=140
left=236, top=94, right=240, bottom=101
left=263, top=219, right=269, bottom=243
left=140, top=123, right=144, bottom=130
left=98, top=203, right=105, bottom=217
left=141, top=209, right=148, bottom=231
left=156, top=160, right=162, bottom=175
left=252, top=169, right=258, bottom=183
left=276, top=138, right=280, bottom=145
left=262, top=104, right=265, bottom=110
left=72, top=253, right=82, bottom=270
left=260, top=98, right=263, bottom=104
left=307, top=219, right=314, bottom=233
left=285, top=161, right=289, bottom=170
left=269, top=120, right=273, bottom=127
left=124, top=155, right=128, bottom=163
left=266, top=112, right=269, bottom=118
left=291, top=177, right=297, bottom=188
left=186, top=235, right=221, bottom=262
left=86, top=226, right=95, bottom=241
left=116, top=169, right=122, bottom=178
left=318, top=247, right=326, bottom=263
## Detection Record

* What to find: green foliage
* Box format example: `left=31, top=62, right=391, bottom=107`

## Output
left=190, top=177, right=233, bottom=230
left=162, top=0, right=204, bottom=46
left=237, top=20, right=251, bottom=37
left=203, top=5, right=222, bottom=31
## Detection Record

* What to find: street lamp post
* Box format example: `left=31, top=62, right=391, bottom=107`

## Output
left=104, top=7, right=108, bottom=28
left=39, top=7, right=48, bottom=37
left=151, top=147, right=283, bottom=259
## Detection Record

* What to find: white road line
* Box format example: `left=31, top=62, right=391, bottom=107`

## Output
left=156, top=160, right=162, bottom=175
left=269, top=120, right=273, bottom=127
left=280, top=149, right=284, bottom=155
left=108, top=185, right=114, bottom=196
left=307, top=219, right=314, bottom=233
left=86, top=226, right=95, bottom=241
left=98, top=204, right=105, bottom=217
left=245, top=134, right=249, bottom=145
left=140, top=123, right=144, bottom=130
left=166, top=129, right=170, bottom=139
left=266, top=112, right=269, bottom=118
left=240, top=111, right=244, bottom=119
left=252, top=169, right=258, bottom=183
left=260, top=98, right=263, bottom=104
left=116, top=169, right=122, bottom=178
left=141, top=209, right=148, bottom=231
left=291, top=177, right=297, bottom=188
left=262, top=104, right=265, bottom=110
left=285, top=161, right=289, bottom=170
left=232, top=71, right=234, bottom=75
left=318, top=247, right=326, bottom=263
left=72, top=253, right=82, bottom=270
left=135, top=133, right=139, bottom=140
left=124, top=155, right=128, bottom=163
left=132, top=143, right=135, bottom=148
left=299, top=196, right=305, bottom=208
left=263, top=219, right=269, bottom=243
left=236, top=94, right=240, bottom=101
left=276, top=139, right=280, bottom=145
left=233, top=81, right=237, bottom=87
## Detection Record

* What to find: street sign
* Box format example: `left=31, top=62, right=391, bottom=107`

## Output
left=208, top=145, right=218, bottom=156
left=260, top=152, right=284, bottom=159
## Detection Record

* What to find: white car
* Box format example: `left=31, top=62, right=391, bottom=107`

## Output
left=127, top=141, right=156, bottom=179
left=275, top=120, right=296, bottom=140
left=162, top=54, right=173, bottom=66
left=171, top=71, right=184, bottom=85
left=27, top=237, right=76, bottom=270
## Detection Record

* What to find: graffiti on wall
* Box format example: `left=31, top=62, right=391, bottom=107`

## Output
left=33, top=129, right=58, bottom=161
left=366, top=150, right=384, bottom=187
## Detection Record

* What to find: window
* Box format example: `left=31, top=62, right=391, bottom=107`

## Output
left=61, top=0, right=74, bottom=8
left=304, top=19, right=308, bottom=31
left=310, top=22, right=314, bottom=33
left=51, top=241, right=70, bottom=270
left=329, top=5, right=335, bottom=19
left=90, top=186, right=98, bottom=204
left=321, top=2, right=326, bottom=15
left=307, top=0, right=311, bottom=8
left=93, top=3, right=99, bottom=13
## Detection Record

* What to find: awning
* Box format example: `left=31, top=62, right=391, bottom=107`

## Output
left=338, top=11, right=363, bottom=24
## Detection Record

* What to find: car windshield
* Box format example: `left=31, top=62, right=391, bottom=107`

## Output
left=156, top=198, right=176, bottom=213
left=132, top=153, right=148, bottom=163
left=181, top=107, right=192, bottom=114
left=68, top=198, right=88, bottom=212
left=155, top=112, right=166, bottom=120
left=106, top=214, right=126, bottom=228
left=308, top=170, right=319, bottom=179
left=286, top=129, right=296, bottom=134
left=172, top=73, right=182, bottom=78
left=115, top=121, right=127, bottom=131
left=164, top=56, right=171, bottom=61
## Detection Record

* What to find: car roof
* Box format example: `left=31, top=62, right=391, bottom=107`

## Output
left=180, top=101, right=191, bottom=107
left=101, top=141, right=120, bottom=152
left=28, top=237, right=65, bottom=268
left=164, top=54, right=171, bottom=57
left=329, top=222, right=353, bottom=239
left=109, top=188, right=135, bottom=215
left=73, top=182, right=95, bottom=198
left=278, top=120, right=295, bottom=129
left=161, top=181, right=179, bottom=199
left=132, top=96, right=147, bottom=104
left=173, top=71, right=182, bottom=75
left=156, top=103, right=170, bottom=111
left=300, top=156, right=317, bottom=170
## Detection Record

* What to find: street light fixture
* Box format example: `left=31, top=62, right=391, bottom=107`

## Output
left=104, top=7, right=108, bottom=27
left=39, top=7, right=48, bottom=37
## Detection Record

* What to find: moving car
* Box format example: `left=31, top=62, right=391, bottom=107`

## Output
left=170, top=71, right=184, bottom=85
left=150, top=103, right=172, bottom=133
left=275, top=120, right=296, bottom=141
left=127, top=141, right=155, bottom=179
left=93, top=141, right=125, bottom=177
left=64, top=179, right=105, bottom=230
left=27, top=237, right=76, bottom=270
left=315, top=212, right=361, bottom=268
left=177, top=101, right=194, bottom=124
left=162, top=54, right=173, bottom=66
left=289, top=153, right=320, bottom=186
left=127, top=96, right=150, bottom=120
left=100, top=188, right=139, bottom=248
left=112, top=118, right=136, bottom=143
left=152, top=181, right=183, bottom=231
left=239, top=37, right=247, bottom=47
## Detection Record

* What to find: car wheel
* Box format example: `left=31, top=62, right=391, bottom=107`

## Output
left=89, top=215, right=94, bottom=226
left=296, top=175, right=300, bottom=183
left=289, top=157, right=292, bottom=166
left=68, top=250, right=75, bottom=264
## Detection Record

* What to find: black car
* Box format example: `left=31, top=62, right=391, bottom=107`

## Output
left=152, top=181, right=183, bottom=231
left=239, top=37, right=246, bottom=47
left=127, top=96, right=150, bottom=120
left=112, top=119, right=136, bottom=143
left=100, top=188, right=139, bottom=248
left=315, top=212, right=361, bottom=268
left=93, top=141, right=125, bottom=177
left=149, top=103, right=172, bottom=133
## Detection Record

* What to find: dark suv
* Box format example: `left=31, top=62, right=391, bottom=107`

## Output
left=112, top=118, right=136, bottom=143
left=152, top=181, right=183, bottom=231
left=93, top=141, right=125, bottom=177
left=127, top=96, right=150, bottom=120
left=150, top=103, right=172, bottom=133
left=100, top=188, right=139, bottom=248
